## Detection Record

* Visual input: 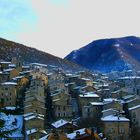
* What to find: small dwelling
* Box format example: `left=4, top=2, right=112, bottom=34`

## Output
left=101, top=115, right=130, bottom=140
left=51, top=119, right=78, bottom=133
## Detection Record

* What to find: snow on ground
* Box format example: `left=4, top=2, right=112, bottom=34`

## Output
left=0, top=112, right=23, bottom=138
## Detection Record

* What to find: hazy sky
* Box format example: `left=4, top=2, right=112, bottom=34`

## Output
left=0, top=0, right=140, bottom=58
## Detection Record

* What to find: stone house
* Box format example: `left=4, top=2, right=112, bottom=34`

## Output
left=78, top=92, right=100, bottom=107
left=102, top=108, right=119, bottom=118
left=24, top=113, right=45, bottom=130
left=82, top=102, right=103, bottom=118
left=51, top=119, right=77, bottom=133
left=103, top=99, right=123, bottom=111
left=129, top=104, right=140, bottom=128
left=26, top=128, right=47, bottom=140
left=0, top=82, right=17, bottom=107
left=101, top=115, right=130, bottom=140
left=23, top=77, right=47, bottom=139
left=0, top=61, right=11, bottom=70
left=51, top=91, right=73, bottom=119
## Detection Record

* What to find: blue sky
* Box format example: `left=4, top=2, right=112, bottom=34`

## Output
left=0, top=0, right=69, bottom=40
left=0, top=0, right=37, bottom=40
left=0, top=0, right=140, bottom=58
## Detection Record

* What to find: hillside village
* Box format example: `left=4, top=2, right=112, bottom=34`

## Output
left=0, top=58, right=140, bottom=140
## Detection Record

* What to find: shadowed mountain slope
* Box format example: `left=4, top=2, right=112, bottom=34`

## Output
left=0, top=38, right=82, bottom=71
left=65, top=36, right=140, bottom=73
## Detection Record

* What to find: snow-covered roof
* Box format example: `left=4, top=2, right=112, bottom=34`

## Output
left=97, top=84, right=109, bottom=87
left=65, top=82, right=75, bottom=86
left=103, top=98, right=118, bottom=102
left=81, top=86, right=88, bottom=89
left=65, top=73, right=73, bottom=76
left=122, top=95, right=135, bottom=100
left=47, top=73, right=53, bottom=76
left=53, top=99, right=61, bottom=102
left=79, top=92, right=99, bottom=98
left=69, top=74, right=80, bottom=78
left=26, top=128, right=37, bottom=135
left=26, top=128, right=47, bottom=135
left=24, top=114, right=44, bottom=121
left=31, top=63, right=48, bottom=67
left=73, top=86, right=81, bottom=90
left=90, top=102, right=103, bottom=106
left=1, top=82, right=17, bottom=86
left=118, top=76, right=140, bottom=80
left=48, top=64, right=58, bottom=68
left=22, top=65, right=30, bottom=68
left=12, top=76, right=24, bottom=80
left=101, top=115, right=129, bottom=122
left=111, top=90, right=121, bottom=94
left=0, top=71, right=3, bottom=74
left=9, top=64, right=16, bottom=67
left=0, top=61, right=11, bottom=64
left=20, top=70, right=32, bottom=74
left=39, top=135, right=49, bottom=140
left=67, top=128, right=86, bottom=139
left=103, top=89, right=110, bottom=91
left=5, top=107, right=16, bottom=110
left=4, top=68, right=14, bottom=72
left=23, top=112, right=34, bottom=117
left=102, top=108, right=119, bottom=113
left=129, top=104, right=140, bottom=111
left=125, top=98, right=137, bottom=103
left=81, top=78, right=91, bottom=81
left=51, top=119, right=69, bottom=128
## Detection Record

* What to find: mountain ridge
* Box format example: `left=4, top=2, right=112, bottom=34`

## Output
left=0, top=37, right=83, bottom=72
left=65, top=36, right=140, bottom=73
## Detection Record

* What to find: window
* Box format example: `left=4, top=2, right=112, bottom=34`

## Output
left=64, top=113, right=66, bottom=116
left=133, top=112, right=136, bottom=118
left=58, top=113, right=61, bottom=117
left=87, top=113, right=90, bottom=117
left=19, top=62, right=21, bottom=67
left=133, top=118, right=136, bottom=123
left=113, top=137, right=117, bottom=140
left=67, top=99, right=69, bottom=105
left=108, top=128, right=115, bottom=134
left=87, top=108, right=90, bottom=113
left=58, top=106, right=60, bottom=110
left=119, top=128, right=125, bottom=134
left=1, top=98, right=4, bottom=104
left=63, top=106, right=66, bottom=111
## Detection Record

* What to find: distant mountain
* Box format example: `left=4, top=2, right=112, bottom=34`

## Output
left=65, top=36, right=140, bottom=73
left=0, top=38, right=82, bottom=71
